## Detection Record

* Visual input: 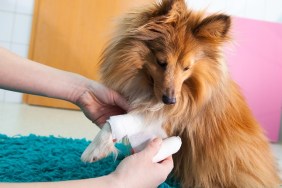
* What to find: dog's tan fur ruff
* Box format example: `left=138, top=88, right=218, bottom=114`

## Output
left=97, top=0, right=280, bottom=187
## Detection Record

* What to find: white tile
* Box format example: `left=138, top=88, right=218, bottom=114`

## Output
left=0, top=41, right=11, bottom=49
left=0, top=11, right=14, bottom=42
left=245, top=0, right=266, bottom=20
left=0, top=0, right=17, bottom=12
left=265, top=0, right=282, bottom=23
left=0, top=89, right=5, bottom=102
left=11, top=14, right=32, bottom=44
left=225, top=0, right=246, bottom=17
left=4, top=91, right=23, bottom=103
left=270, top=143, right=282, bottom=178
left=10, top=43, right=29, bottom=57
left=207, top=0, right=227, bottom=13
left=15, top=0, right=34, bottom=15
left=187, top=0, right=211, bottom=11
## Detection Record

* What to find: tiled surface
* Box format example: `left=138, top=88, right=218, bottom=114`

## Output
left=10, top=43, right=29, bottom=58
left=187, top=0, right=282, bottom=23
left=15, top=0, right=34, bottom=14
left=266, top=0, right=282, bottom=23
left=12, top=14, right=33, bottom=44
left=3, top=91, right=23, bottom=103
left=0, top=0, right=34, bottom=103
left=206, top=0, right=227, bottom=13
left=245, top=0, right=266, bottom=20
left=225, top=0, right=246, bottom=17
left=271, top=144, right=282, bottom=178
left=0, top=103, right=281, bottom=178
left=0, top=11, right=14, bottom=41
left=0, top=41, right=10, bottom=50
left=0, top=0, right=282, bottom=103
left=0, top=0, right=17, bottom=12
left=0, top=0, right=33, bottom=14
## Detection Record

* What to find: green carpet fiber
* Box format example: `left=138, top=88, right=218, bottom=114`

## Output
left=0, top=134, right=179, bottom=187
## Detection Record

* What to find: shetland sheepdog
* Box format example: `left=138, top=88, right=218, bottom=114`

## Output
left=82, top=0, right=280, bottom=187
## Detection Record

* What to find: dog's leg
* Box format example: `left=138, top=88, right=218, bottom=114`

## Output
left=81, top=122, right=117, bottom=163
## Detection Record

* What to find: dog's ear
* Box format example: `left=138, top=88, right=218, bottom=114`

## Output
left=134, top=0, right=187, bottom=41
left=152, top=0, right=187, bottom=18
left=151, top=0, right=174, bottom=17
left=193, top=14, right=231, bottom=43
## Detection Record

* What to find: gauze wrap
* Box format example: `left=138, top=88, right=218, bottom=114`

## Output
left=107, top=114, right=166, bottom=152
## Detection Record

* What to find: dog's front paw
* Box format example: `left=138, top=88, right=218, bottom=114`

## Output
left=81, top=137, right=117, bottom=162
left=81, top=122, right=117, bottom=162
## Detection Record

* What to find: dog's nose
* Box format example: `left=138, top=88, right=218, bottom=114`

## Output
left=162, top=95, right=176, bottom=104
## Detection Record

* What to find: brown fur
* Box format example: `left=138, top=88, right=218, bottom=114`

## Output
left=99, top=0, right=281, bottom=187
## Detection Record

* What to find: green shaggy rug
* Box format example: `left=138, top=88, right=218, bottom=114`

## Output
left=0, top=134, right=179, bottom=187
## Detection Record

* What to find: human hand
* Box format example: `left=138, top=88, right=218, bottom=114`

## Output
left=0, top=48, right=128, bottom=128
left=75, top=80, right=129, bottom=127
left=110, top=138, right=174, bottom=188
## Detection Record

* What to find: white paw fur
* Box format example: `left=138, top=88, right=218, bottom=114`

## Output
left=81, top=122, right=117, bottom=162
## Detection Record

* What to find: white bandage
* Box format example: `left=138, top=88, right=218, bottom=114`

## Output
left=152, top=136, right=182, bottom=162
left=107, top=114, right=182, bottom=162
left=107, top=114, right=146, bottom=141
left=107, top=114, right=166, bottom=152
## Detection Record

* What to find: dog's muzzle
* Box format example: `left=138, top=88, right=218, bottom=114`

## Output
left=162, top=95, right=176, bottom=104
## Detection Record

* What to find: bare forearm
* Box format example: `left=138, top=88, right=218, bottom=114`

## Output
left=0, top=175, right=120, bottom=188
left=0, top=48, right=89, bottom=103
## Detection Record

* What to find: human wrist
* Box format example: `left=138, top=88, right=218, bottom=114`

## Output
left=64, top=72, right=92, bottom=104
left=104, top=173, right=125, bottom=188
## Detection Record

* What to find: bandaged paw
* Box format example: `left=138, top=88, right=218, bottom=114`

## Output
left=107, top=114, right=182, bottom=159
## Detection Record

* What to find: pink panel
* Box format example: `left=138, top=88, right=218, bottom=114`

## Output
left=225, top=17, right=282, bottom=142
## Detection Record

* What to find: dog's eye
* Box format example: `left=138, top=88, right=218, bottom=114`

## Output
left=157, top=59, right=167, bottom=69
left=184, top=67, right=189, bottom=71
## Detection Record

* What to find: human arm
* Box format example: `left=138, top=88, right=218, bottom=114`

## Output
left=0, top=138, right=173, bottom=188
left=0, top=176, right=116, bottom=188
left=0, top=48, right=129, bottom=127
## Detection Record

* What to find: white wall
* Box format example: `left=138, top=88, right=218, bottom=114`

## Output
left=187, top=0, right=282, bottom=23
left=188, top=0, right=282, bottom=142
left=0, top=0, right=34, bottom=103
left=0, top=0, right=281, bottom=103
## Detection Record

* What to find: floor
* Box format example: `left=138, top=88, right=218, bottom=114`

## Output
left=0, top=102, right=99, bottom=141
left=0, top=102, right=281, bottom=178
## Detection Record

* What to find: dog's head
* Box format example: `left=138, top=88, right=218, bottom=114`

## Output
left=101, top=0, right=231, bottom=107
